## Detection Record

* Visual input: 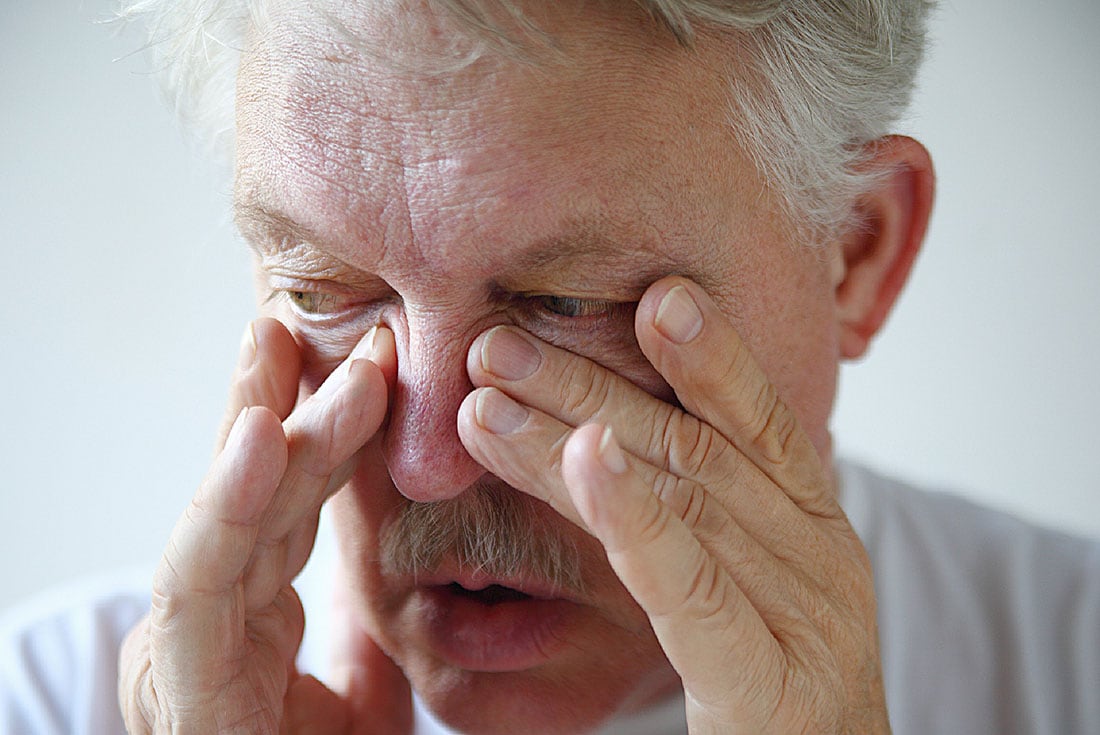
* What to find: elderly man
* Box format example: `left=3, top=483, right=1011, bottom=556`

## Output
left=2, top=1, right=1097, bottom=733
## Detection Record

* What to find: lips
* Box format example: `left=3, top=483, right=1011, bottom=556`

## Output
left=410, top=565, right=581, bottom=673
left=414, top=564, right=576, bottom=602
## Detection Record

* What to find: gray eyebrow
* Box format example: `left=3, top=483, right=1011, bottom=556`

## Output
left=233, top=197, right=681, bottom=294
left=233, top=201, right=319, bottom=253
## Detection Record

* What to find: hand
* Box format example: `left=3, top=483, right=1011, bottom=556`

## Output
left=459, top=276, right=888, bottom=734
left=118, top=319, right=412, bottom=735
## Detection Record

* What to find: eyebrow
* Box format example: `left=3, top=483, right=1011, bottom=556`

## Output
left=234, top=201, right=320, bottom=254
left=234, top=199, right=681, bottom=292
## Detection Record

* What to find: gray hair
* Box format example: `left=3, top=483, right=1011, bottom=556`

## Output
left=119, top=0, right=934, bottom=245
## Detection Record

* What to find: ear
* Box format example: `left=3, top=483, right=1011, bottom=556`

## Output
left=833, top=135, right=935, bottom=360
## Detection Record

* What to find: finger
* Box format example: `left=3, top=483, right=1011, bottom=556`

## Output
left=465, top=327, right=820, bottom=549
left=242, top=334, right=393, bottom=610
left=458, top=387, right=790, bottom=589
left=459, top=386, right=705, bottom=532
left=466, top=326, right=777, bottom=513
left=118, top=614, right=155, bottom=734
left=457, top=387, right=585, bottom=528
left=561, top=423, right=784, bottom=723
left=467, top=326, right=682, bottom=468
left=150, top=405, right=288, bottom=698
left=158, top=405, right=288, bottom=601
left=636, top=276, right=837, bottom=518
left=217, top=318, right=302, bottom=452
left=261, top=332, right=391, bottom=542
left=282, top=675, right=350, bottom=735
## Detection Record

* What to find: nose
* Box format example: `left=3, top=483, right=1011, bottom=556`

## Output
left=382, top=321, right=488, bottom=502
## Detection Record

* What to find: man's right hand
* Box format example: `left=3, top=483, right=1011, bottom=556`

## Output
left=118, top=319, right=411, bottom=734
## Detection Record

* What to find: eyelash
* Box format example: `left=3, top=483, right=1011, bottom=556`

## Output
left=271, top=287, right=639, bottom=382
left=283, top=290, right=346, bottom=316
left=528, top=295, right=624, bottom=319
left=274, top=288, right=631, bottom=323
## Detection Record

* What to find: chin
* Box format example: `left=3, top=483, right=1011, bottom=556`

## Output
left=372, top=581, right=678, bottom=735
left=408, top=646, right=679, bottom=735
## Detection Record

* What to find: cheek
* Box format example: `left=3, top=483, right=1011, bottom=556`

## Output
left=728, top=260, right=840, bottom=453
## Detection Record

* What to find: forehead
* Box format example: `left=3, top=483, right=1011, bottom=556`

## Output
left=234, top=1, right=775, bottom=280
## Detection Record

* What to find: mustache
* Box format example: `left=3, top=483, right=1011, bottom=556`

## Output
left=379, top=480, right=585, bottom=596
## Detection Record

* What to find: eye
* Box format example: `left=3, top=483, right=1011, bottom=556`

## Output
left=284, top=290, right=346, bottom=316
left=534, top=295, right=621, bottom=318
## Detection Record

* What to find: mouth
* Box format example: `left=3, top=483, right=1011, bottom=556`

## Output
left=411, top=567, right=580, bottom=673
left=444, top=581, right=534, bottom=605
left=414, top=563, right=578, bottom=602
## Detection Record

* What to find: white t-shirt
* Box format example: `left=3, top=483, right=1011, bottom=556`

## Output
left=2, top=462, right=1097, bottom=734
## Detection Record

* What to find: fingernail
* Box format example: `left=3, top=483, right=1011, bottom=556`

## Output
left=654, top=286, right=703, bottom=344
left=597, top=425, right=628, bottom=474
left=481, top=327, right=541, bottom=381
left=350, top=325, right=380, bottom=361
left=475, top=388, right=529, bottom=434
left=237, top=322, right=257, bottom=371
left=227, top=406, right=251, bottom=444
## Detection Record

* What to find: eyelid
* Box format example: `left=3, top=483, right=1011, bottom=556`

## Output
left=534, top=295, right=619, bottom=317
left=521, top=294, right=638, bottom=324
left=264, top=276, right=390, bottom=322
left=265, top=273, right=370, bottom=294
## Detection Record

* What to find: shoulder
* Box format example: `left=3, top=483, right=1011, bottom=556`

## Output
left=0, top=567, right=151, bottom=735
left=839, top=461, right=1100, bottom=735
left=839, top=460, right=1100, bottom=583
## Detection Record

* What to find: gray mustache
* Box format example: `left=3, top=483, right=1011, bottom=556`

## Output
left=379, top=480, right=585, bottom=596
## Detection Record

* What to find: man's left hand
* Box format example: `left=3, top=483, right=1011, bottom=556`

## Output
left=458, top=275, right=889, bottom=734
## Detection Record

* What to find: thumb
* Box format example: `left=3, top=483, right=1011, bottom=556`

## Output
left=282, top=675, right=351, bottom=735
left=330, top=576, right=413, bottom=735
left=341, top=636, right=414, bottom=735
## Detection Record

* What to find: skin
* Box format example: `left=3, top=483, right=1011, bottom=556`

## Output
left=119, top=1, right=934, bottom=733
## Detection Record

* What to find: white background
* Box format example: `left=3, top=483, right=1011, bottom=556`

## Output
left=1, top=1, right=1098, bottom=612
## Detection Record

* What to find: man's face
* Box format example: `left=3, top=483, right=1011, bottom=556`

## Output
left=235, top=1, right=843, bottom=732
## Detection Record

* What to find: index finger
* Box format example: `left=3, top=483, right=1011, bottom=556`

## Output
left=635, top=276, right=837, bottom=519
left=215, top=318, right=302, bottom=452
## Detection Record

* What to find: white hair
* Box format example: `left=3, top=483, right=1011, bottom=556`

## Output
left=118, top=0, right=934, bottom=245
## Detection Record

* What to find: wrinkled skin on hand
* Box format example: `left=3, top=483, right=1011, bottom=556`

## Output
left=116, top=272, right=888, bottom=730
left=118, top=319, right=413, bottom=735
left=119, top=276, right=890, bottom=734
left=457, top=276, right=889, bottom=734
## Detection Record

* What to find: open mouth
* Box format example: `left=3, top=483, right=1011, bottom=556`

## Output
left=417, top=577, right=578, bottom=672
left=443, top=582, right=534, bottom=605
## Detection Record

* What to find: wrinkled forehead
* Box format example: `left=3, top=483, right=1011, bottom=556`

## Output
left=233, top=0, right=773, bottom=275
left=236, top=0, right=718, bottom=132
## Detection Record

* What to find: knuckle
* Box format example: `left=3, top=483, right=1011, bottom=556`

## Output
left=676, top=481, right=708, bottom=530
left=747, top=382, right=799, bottom=464
left=660, top=411, right=728, bottom=478
left=274, top=585, right=306, bottom=634
left=557, top=359, right=612, bottom=419
left=651, top=472, right=708, bottom=531
left=683, top=554, right=730, bottom=624
left=621, top=492, right=672, bottom=556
